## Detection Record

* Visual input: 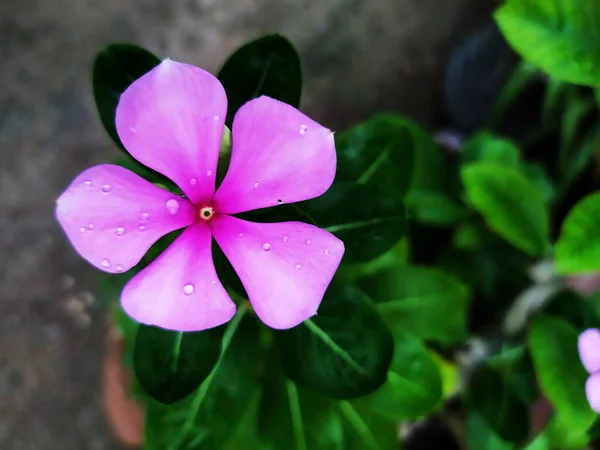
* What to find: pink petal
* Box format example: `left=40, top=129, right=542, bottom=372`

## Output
left=115, top=59, right=227, bottom=204
left=56, top=164, right=195, bottom=273
left=211, top=215, right=344, bottom=329
left=579, top=328, right=600, bottom=374
left=586, top=373, right=600, bottom=413
left=213, top=96, right=336, bottom=214
left=121, top=223, right=236, bottom=331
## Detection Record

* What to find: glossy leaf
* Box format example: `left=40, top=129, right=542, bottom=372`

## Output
left=528, top=315, right=596, bottom=431
left=134, top=325, right=223, bottom=405
left=495, top=0, right=600, bottom=87
left=360, top=330, right=442, bottom=419
left=218, top=34, right=301, bottom=126
left=278, top=282, right=394, bottom=399
left=335, top=114, right=415, bottom=198
left=92, top=44, right=161, bottom=149
left=462, top=163, right=550, bottom=256
left=555, top=192, right=600, bottom=274
left=361, top=266, right=470, bottom=344
left=145, top=310, right=261, bottom=449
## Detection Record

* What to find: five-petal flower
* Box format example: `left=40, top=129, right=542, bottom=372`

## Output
left=56, top=59, right=344, bottom=331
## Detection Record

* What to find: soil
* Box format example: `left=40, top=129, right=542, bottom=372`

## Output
left=0, top=0, right=494, bottom=448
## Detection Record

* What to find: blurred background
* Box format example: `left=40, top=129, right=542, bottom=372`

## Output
left=0, top=0, right=496, bottom=448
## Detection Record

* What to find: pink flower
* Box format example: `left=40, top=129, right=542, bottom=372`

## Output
left=56, top=60, right=344, bottom=331
left=578, top=328, right=600, bottom=413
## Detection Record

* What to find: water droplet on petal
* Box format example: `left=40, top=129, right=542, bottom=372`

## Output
left=213, top=115, right=220, bottom=121
left=141, top=213, right=150, bottom=221
left=116, top=227, right=125, bottom=236
left=139, top=225, right=146, bottom=232
left=190, top=178, right=197, bottom=185
left=253, top=182, right=259, bottom=189
left=206, top=170, right=212, bottom=177
left=101, top=259, right=111, bottom=268
left=299, top=124, right=307, bottom=135
left=238, top=233, right=244, bottom=238
left=83, top=181, right=92, bottom=188
left=87, top=224, right=94, bottom=231
left=295, top=264, right=301, bottom=270
left=130, top=127, right=137, bottom=133
left=283, top=236, right=289, bottom=242
left=116, top=264, right=125, bottom=272
left=183, top=284, right=194, bottom=295
left=324, top=249, right=330, bottom=256
left=211, top=280, right=217, bottom=285
left=165, top=199, right=180, bottom=215
left=306, top=239, right=311, bottom=245
left=79, top=227, right=86, bottom=233
left=102, top=184, right=112, bottom=193
left=262, top=243, right=271, bottom=251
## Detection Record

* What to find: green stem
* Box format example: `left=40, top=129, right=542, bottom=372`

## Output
left=285, top=380, right=307, bottom=450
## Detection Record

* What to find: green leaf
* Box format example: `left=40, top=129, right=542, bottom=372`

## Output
left=555, top=192, right=600, bottom=273
left=404, top=190, right=466, bottom=226
left=218, top=34, right=301, bottom=127
left=339, top=402, right=399, bottom=450
left=335, top=114, right=415, bottom=198
left=461, top=163, right=550, bottom=256
left=361, top=266, right=470, bottom=345
left=133, top=325, right=223, bottom=404
left=528, top=315, right=596, bottom=431
left=466, top=411, right=514, bottom=450
left=258, top=371, right=344, bottom=450
left=359, top=330, right=442, bottom=419
left=92, top=44, right=161, bottom=149
left=465, top=364, right=530, bottom=444
left=278, top=282, right=393, bottom=399
left=145, top=311, right=260, bottom=449
left=546, top=411, right=591, bottom=449
left=298, top=182, right=406, bottom=263
left=495, top=0, right=600, bottom=86
left=519, top=163, right=555, bottom=204
left=460, top=132, right=520, bottom=167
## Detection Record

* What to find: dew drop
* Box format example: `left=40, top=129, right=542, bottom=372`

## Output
left=101, top=258, right=111, bottom=268
left=306, top=239, right=311, bottom=245
left=262, top=243, right=271, bottom=251
left=283, top=235, right=289, bottom=242
left=87, top=224, right=94, bottom=231
left=83, top=180, right=92, bottom=188
left=238, top=233, right=244, bottom=238
left=206, top=170, right=212, bottom=177
left=295, top=264, right=301, bottom=270
left=211, top=280, right=217, bottom=285
left=139, top=225, right=146, bottom=232
left=183, top=284, right=195, bottom=295
left=141, top=213, right=150, bottom=221
left=165, top=199, right=180, bottom=215
left=116, top=227, right=125, bottom=236
left=253, top=182, right=259, bottom=189
left=213, top=115, right=220, bottom=121
left=102, top=184, right=112, bottom=193
left=324, top=249, right=330, bottom=256
left=79, top=227, right=86, bottom=233
left=115, top=264, right=125, bottom=272
left=299, top=124, right=307, bottom=135
left=130, top=127, right=137, bottom=133
left=190, top=178, right=197, bottom=185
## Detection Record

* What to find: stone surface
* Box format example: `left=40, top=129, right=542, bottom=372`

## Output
left=0, top=0, right=494, bottom=448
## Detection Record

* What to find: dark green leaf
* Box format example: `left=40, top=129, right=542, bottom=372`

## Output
left=495, top=0, right=600, bottom=86
left=361, top=266, right=470, bottom=344
left=359, top=330, right=442, bottom=419
left=462, top=163, right=550, bottom=256
left=340, top=402, right=399, bottom=450
left=145, top=310, right=261, bottom=449
left=544, top=289, right=600, bottom=331
left=466, top=411, right=514, bottom=450
left=92, top=44, right=161, bottom=149
left=218, top=34, right=301, bottom=127
left=528, top=315, right=596, bottom=430
left=335, top=114, right=414, bottom=198
left=555, top=192, right=600, bottom=273
left=278, top=282, right=393, bottom=399
left=134, top=325, right=222, bottom=404
left=465, top=364, right=530, bottom=444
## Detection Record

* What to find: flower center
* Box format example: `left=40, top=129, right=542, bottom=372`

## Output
left=199, top=206, right=214, bottom=221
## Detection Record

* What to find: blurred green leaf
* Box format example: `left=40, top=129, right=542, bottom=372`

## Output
left=555, top=192, right=600, bottom=273
left=462, top=163, right=550, bottom=256
left=145, top=310, right=260, bottom=449
left=460, top=132, right=520, bottom=167
left=528, top=315, right=596, bottom=431
left=218, top=34, right=301, bottom=127
left=133, top=325, right=222, bottom=404
left=278, top=282, right=393, bottom=399
left=339, top=402, right=399, bottom=450
left=335, top=114, right=415, bottom=198
left=466, top=411, right=514, bottom=450
left=495, top=0, right=600, bottom=86
left=359, top=330, right=442, bottom=419
left=559, top=90, right=595, bottom=168
left=465, top=364, right=530, bottom=444
left=519, top=162, right=555, bottom=204
left=562, top=124, right=600, bottom=190
left=361, top=266, right=470, bottom=344
left=545, top=411, right=591, bottom=449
